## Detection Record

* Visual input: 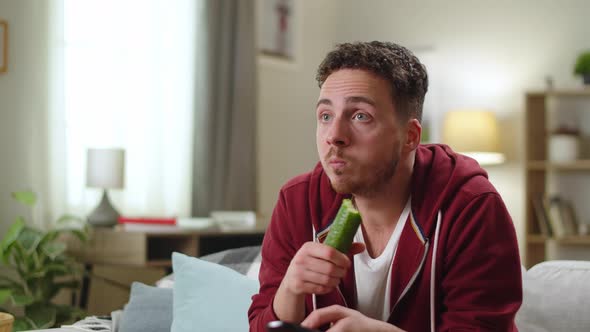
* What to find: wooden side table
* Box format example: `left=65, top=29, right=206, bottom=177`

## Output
left=67, top=226, right=266, bottom=309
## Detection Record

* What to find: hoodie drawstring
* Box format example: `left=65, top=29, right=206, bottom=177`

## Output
left=430, top=210, right=442, bottom=332
left=312, top=226, right=318, bottom=311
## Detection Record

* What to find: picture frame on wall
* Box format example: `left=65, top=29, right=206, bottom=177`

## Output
left=258, top=0, right=296, bottom=61
left=0, top=20, right=7, bottom=73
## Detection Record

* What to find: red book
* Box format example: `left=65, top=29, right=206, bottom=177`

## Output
left=117, top=216, right=176, bottom=225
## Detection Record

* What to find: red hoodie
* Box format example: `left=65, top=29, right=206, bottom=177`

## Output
left=249, top=144, right=522, bottom=331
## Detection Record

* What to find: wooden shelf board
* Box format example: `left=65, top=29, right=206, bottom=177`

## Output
left=146, top=259, right=172, bottom=267
left=555, top=236, right=590, bottom=245
left=527, top=89, right=590, bottom=97
left=527, top=235, right=548, bottom=244
left=527, top=236, right=590, bottom=245
left=527, top=160, right=590, bottom=171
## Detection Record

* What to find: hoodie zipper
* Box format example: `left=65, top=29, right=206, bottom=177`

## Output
left=388, top=239, right=430, bottom=318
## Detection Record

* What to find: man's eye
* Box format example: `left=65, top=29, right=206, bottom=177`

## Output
left=354, top=113, right=369, bottom=121
left=320, top=113, right=331, bottom=121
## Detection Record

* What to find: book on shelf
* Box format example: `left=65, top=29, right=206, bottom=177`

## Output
left=544, top=196, right=566, bottom=238
left=557, top=199, right=578, bottom=236
left=116, top=222, right=180, bottom=233
left=117, top=216, right=215, bottom=232
left=541, top=195, right=579, bottom=238
left=118, top=216, right=176, bottom=225
left=532, top=195, right=552, bottom=237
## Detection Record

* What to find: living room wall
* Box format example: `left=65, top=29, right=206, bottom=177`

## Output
left=0, top=0, right=51, bottom=236
left=2, top=0, right=589, bottom=258
left=256, top=0, right=590, bottom=258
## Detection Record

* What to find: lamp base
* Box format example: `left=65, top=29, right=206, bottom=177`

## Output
left=87, top=190, right=120, bottom=227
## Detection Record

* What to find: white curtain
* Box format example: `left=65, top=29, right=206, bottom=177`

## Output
left=46, top=0, right=200, bottom=220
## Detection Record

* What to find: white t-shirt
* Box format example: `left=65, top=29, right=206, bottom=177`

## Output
left=353, top=198, right=411, bottom=321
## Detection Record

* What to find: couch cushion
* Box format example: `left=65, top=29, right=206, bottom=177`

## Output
left=156, top=245, right=261, bottom=288
left=516, top=260, right=590, bottom=332
left=171, top=252, right=259, bottom=332
left=118, top=282, right=173, bottom=332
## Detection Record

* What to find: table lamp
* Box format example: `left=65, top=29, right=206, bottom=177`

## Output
left=86, top=148, right=125, bottom=227
left=442, top=110, right=505, bottom=165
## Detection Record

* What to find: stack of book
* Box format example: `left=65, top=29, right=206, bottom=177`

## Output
left=117, top=216, right=215, bottom=232
left=532, top=194, right=579, bottom=238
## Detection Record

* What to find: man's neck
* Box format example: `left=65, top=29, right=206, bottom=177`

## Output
left=353, top=155, right=414, bottom=257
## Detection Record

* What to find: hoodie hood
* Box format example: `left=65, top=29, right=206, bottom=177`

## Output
left=307, top=144, right=488, bottom=240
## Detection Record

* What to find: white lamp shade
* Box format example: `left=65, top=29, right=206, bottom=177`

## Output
left=443, top=110, right=505, bottom=165
left=86, top=148, right=125, bottom=188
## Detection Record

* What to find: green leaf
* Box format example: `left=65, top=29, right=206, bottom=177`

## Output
left=26, top=303, right=57, bottom=329
left=12, top=191, right=37, bottom=207
left=13, top=317, right=33, bottom=332
left=17, top=227, right=42, bottom=255
left=69, top=229, right=89, bottom=242
left=0, top=288, right=11, bottom=304
left=11, top=242, right=30, bottom=273
left=1, top=218, right=25, bottom=252
left=11, top=292, right=34, bottom=306
left=41, top=242, right=67, bottom=260
left=53, top=215, right=88, bottom=243
left=56, top=214, right=84, bottom=226
left=0, top=276, right=23, bottom=292
left=39, top=230, right=59, bottom=248
left=44, top=263, right=69, bottom=275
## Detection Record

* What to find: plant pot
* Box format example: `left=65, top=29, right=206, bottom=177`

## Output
left=584, top=74, right=590, bottom=85
left=0, top=313, right=14, bottom=332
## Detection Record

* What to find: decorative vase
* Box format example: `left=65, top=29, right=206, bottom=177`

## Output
left=549, top=134, right=579, bottom=162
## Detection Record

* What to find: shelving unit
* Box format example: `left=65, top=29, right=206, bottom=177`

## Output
left=525, top=88, right=590, bottom=267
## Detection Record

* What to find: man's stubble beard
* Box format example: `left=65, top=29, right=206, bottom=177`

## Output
left=328, top=148, right=400, bottom=198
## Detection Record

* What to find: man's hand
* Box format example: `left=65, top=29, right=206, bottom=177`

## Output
left=283, top=242, right=362, bottom=295
left=273, top=242, right=365, bottom=323
left=301, top=305, right=405, bottom=332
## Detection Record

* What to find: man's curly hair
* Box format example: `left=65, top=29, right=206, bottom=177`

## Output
left=316, top=41, right=428, bottom=122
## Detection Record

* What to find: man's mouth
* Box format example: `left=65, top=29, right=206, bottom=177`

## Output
left=328, top=158, right=347, bottom=170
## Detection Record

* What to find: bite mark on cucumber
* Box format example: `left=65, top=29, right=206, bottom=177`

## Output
left=324, top=199, right=362, bottom=253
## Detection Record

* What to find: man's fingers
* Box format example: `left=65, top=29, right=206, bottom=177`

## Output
left=301, top=242, right=351, bottom=269
left=301, top=305, right=349, bottom=329
left=301, top=269, right=341, bottom=288
left=304, top=258, right=347, bottom=278
left=295, top=280, right=333, bottom=295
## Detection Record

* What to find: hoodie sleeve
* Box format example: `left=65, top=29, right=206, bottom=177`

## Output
left=248, top=189, right=306, bottom=332
left=439, top=192, right=522, bottom=331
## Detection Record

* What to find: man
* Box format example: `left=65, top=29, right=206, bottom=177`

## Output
left=249, top=41, right=522, bottom=331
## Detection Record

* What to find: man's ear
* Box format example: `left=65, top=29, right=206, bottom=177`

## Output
left=404, top=118, right=422, bottom=152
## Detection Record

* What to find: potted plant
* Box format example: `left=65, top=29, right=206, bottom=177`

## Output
left=574, top=51, right=590, bottom=85
left=0, top=191, right=88, bottom=331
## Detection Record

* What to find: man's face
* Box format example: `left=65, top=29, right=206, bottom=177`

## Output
left=316, top=69, right=404, bottom=196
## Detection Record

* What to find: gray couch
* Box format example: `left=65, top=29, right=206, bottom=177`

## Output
left=34, top=247, right=590, bottom=332
left=516, top=260, right=590, bottom=331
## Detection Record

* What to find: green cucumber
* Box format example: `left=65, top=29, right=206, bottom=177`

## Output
left=324, top=199, right=362, bottom=253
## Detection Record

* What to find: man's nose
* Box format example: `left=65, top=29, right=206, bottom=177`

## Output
left=326, top=118, right=350, bottom=147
